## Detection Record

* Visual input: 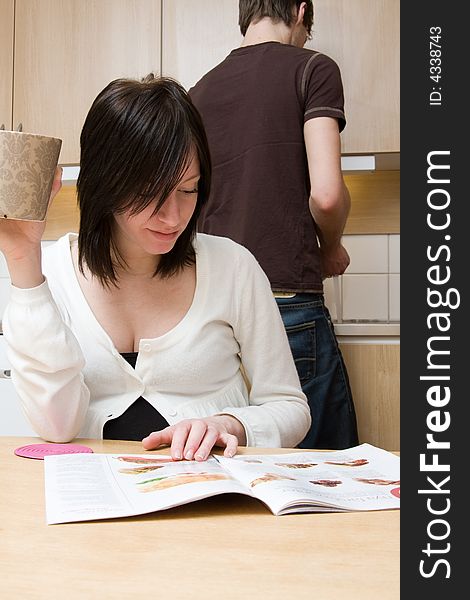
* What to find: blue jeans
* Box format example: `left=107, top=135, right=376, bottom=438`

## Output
left=275, top=294, right=359, bottom=450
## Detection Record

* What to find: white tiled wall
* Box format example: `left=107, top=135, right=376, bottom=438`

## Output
left=342, top=273, right=389, bottom=321
left=389, top=235, right=400, bottom=274
left=324, top=234, right=400, bottom=322
left=322, top=275, right=341, bottom=321
left=341, top=235, right=389, bottom=273
left=389, top=274, right=400, bottom=321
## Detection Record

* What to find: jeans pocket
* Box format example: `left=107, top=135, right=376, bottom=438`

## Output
left=283, top=320, right=316, bottom=385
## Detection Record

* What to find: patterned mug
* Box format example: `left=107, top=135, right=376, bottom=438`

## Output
left=0, top=130, right=62, bottom=221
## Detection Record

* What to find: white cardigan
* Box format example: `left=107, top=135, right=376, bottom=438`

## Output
left=3, top=233, right=310, bottom=446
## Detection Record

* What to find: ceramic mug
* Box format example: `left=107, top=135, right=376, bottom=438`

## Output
left=0, top=129, right=62, bottom=221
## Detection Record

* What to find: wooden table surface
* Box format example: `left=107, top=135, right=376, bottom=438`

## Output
left=0, top=437, right=399, bottom=599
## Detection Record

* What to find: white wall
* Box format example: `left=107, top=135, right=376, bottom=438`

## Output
left=0, top=244, right=46, bottom=436
left=0, top=336, right=36, bottom=436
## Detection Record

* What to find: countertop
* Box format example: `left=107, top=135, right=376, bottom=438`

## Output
left=0, top=436, right=400, bottom=600
left=334, top=322, right=400, bottom=336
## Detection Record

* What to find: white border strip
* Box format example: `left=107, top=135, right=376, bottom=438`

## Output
left=341, top=155, right=376, bottom=171
left=61, top=166, right=80, bottom=183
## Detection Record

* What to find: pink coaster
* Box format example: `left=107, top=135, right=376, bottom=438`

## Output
left=14, top=443, right=94, bottom=460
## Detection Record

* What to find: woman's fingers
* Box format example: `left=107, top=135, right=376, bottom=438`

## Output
left=141, top=427, right=174, bottom=450
left=141, top=418, right=240, bottom=460
left=193, top=425, right=220, bottom=461
left=142, top=421, right=205, bottom=459
left=170, top=420, right=203, bottom=460
left=181, top=420, right=208, bottom=460
left=222, top=433, right=239, bottom=458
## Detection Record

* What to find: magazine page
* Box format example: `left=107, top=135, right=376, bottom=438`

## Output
left=216, top=444, right=400, bottom=515
left=44, top=452, right=250, bottom=525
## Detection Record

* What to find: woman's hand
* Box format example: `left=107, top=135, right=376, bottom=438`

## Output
left=142, top=415, right=247, bottom=461
left=0, top=166, right=62, bottom=255
left=0, top=166, right=62, bottom=287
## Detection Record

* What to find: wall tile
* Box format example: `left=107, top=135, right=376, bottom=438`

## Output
left=323, top=276, right=342, bottom=321
left=342, top=274, right=389, bottom=321
left=389, top=274, right=400, bottom=321
left=342, top=235, right=388, bottom=273
left=389, top=235, right=400, bottom=273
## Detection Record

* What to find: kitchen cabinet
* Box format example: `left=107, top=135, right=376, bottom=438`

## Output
left=0, top=0, right=14, bottom=130
left=162, top=0, right=241, bottom=90
left=8, top=0, right=161, bottom=164
left=340, top=340, right=400, bottom=451
left=308, top=0, right=400, bottom=153
left=3, top=1, right=398, bottom=161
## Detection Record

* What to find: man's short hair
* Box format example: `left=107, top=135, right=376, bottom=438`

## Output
left=239, top=0, right=314, bottom=37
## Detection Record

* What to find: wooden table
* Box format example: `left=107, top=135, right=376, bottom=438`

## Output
left=0, top=437, right=399, bottom=599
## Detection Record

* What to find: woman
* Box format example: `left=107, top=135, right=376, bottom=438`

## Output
left=1, top=75, right=310, bottom=460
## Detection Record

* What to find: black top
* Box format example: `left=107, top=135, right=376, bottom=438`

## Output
left=102, top=352, right=170, bottom=441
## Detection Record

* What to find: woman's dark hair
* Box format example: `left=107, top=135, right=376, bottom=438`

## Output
left=77, top=74, right=211, bottom=286
left=239, top=0, right=314, bottom=37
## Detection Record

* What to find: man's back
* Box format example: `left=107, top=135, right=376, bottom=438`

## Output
left=190, top=41, right=345, bottom=293
left=189, top=0, right=359, bottom=450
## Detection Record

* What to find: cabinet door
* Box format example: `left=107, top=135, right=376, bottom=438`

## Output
left=340, top=342, right=400, bottom=451
left=162, top=0, right=241, bottom=90
left=308, top=0, right=399, bottom=153
left=13, top=0, right=161, bottom=164
left=0, top=0, right=14, bottom=130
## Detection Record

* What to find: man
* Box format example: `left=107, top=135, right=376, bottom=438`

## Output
left=189, top=0, right=358, bottom=449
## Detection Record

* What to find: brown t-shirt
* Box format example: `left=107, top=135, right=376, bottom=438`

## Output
left=189, top=42, right=346, bottom=292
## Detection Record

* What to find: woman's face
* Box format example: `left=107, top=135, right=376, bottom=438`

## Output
left=113, top=153, right=200, bottom=258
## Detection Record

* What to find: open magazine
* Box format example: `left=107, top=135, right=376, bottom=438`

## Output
left=44, top=443, right=400, bottom=524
